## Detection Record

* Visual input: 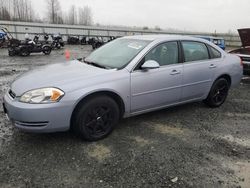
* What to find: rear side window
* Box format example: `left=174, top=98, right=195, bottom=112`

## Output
left=208, top=45, right=221, bottom=59
left=182, top=41, right=209, bottom=62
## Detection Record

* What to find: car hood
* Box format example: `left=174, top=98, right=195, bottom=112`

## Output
left=11, top=60, right=116, bottom=96
left=238, top=28, right=250, bottom=47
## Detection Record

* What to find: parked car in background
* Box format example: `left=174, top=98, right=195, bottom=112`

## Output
left=91, top=36, right=117, bottom=49
left=0, top=26, right=13, bottom=48
left=228, top=28, right=250, bottom=75
left=67, top=36, right=80, bottom=44
left=197, top=36, right=226, bottom=50
left=0, top=30, right=7, bottom=47
left=3, top=35, right=242, bottom=141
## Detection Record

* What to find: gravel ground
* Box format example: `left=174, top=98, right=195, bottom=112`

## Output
left=0, top=45, right=249, bottom=188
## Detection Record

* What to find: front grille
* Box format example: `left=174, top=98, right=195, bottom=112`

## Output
left=14, top=121, right=49, bottom=127
left=8, top=89, right=16, bottom=99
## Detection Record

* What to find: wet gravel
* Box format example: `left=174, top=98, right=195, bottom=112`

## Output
left=0, top=45, right=249, bottom=188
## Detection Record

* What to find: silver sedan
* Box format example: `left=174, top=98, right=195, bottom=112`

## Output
left=3, top=35, right=243, bottom=141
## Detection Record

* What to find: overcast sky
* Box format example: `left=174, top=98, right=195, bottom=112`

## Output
left=33, top=0, right=250, bottom=33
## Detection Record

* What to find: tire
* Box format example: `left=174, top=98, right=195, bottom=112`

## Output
left=43, top=46, right=51, bottom=55
left=204, top=78, right=229, bottom=108
left=8, top=49, right=15, bottom=56
left=20, top=48, right=30, bottom=56
left=72, top=96, right=120, bottom=141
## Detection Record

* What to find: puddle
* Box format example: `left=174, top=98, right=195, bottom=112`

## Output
left=150, top=122, right=190, bottom=137
left=225, top=112, right=250, bottom=118
left=232, top=99, right=250, bottom=104
left=130, top=136, right=153, bottom=147
left=225, top=160, right=250, bottom=188
left=86, top=144, right=111, bottom=162
left=220, top=134, right=250, bottom=148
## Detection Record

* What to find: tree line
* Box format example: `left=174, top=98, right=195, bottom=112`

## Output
left=0, top=0, right=93, bottom=25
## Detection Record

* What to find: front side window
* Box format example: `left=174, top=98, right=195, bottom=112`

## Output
left=182, top=41, right=209, bottom=62
left=144, top=41, right=179, bottom=66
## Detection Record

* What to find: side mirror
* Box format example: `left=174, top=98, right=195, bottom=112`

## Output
left=141, top=60, right=160, bottom=69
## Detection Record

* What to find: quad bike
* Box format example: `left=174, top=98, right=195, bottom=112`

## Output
left=8, top=34, right=52, bottom=56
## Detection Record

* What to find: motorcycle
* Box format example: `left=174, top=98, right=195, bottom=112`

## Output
left=43, top=33, right=50, bottom=44
left=51, top=33, right=64, bottom=49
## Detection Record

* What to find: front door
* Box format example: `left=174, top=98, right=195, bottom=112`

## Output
left=130, top=41, right=183, bottom=113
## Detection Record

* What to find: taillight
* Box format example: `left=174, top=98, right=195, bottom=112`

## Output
left=237, top=55, right=244, bottom=66
left=240, top=58, right=243, bottom=66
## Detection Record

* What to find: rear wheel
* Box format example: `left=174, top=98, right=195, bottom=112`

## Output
left=43, top=46, right=51, bottom=55
left=204, top=78, right=229, bottom=107
left=8, top=48, right=15, bottom=56
left=20, top=48, right=30, bottom=56
left=72, top=96, right=120, bottom=141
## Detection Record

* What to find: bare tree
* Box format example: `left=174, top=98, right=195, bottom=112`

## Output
left=0, top=0, right=35, bottom=21
left=68, top=5, right=77, bottom=25
left=46, top=0, right=63, bottom=24
left=78, top=6, right=93, bottom=26
left=0, top=6, right=11, bottom=20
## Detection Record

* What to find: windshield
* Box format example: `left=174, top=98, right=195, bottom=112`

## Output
left=85, top=38, right=151, bottom=69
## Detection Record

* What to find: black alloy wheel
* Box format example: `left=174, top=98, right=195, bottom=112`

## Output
left=72, top=96, right=120, bottom=141
left=204, top=78, right=229, bottom=107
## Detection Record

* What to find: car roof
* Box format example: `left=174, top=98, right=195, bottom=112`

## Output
left=123, top=34, right=206, bottom=42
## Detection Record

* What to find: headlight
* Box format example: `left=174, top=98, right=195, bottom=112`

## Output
left=19, top=88, right=64, bottom=104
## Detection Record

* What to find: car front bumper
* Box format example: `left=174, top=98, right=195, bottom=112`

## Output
left=3, top=92, right=73, bottom=133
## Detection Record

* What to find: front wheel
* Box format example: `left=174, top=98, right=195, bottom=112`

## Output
left=72, top=96, right=120, bottom=141
left=204, top=78, right=229, bottom=108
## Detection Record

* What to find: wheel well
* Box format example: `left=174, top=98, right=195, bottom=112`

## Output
left=217, top=74, right=231, bottom=87
left=70, top=91, right=125, bottom=127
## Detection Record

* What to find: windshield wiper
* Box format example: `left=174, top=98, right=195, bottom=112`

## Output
left=83, top=60, right=108, bottom=69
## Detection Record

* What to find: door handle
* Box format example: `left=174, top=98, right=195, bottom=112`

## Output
left=209, top=64, right=217, bottom=68
left=170, top=70, right=181, bottom=75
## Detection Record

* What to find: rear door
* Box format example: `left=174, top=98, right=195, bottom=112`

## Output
left=181, top=41, right=220, bottom=101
